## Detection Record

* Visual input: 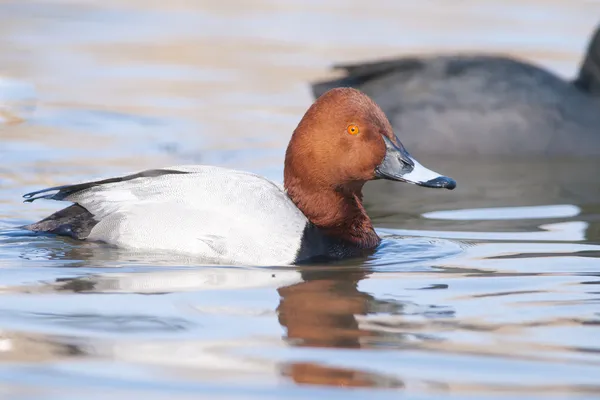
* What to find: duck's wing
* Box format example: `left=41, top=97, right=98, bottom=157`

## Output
left=22, top=168, right=196, bottom=239
left=23, top=168, right=189, bottom=203
left=21, top=168, right=193, bottom=240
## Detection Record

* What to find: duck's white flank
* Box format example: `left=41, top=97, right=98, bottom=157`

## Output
left=57, top=165, right=309, bottom=266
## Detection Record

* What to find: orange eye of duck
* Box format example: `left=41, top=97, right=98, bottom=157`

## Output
left=347, top=124, right=359, bottom=135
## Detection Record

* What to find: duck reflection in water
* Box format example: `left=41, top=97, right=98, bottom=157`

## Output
left=15, top=262, right=456, bottom=389
left=277, top=267, right=401, bottom=388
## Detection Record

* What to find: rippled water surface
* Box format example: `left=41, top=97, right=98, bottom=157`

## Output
left=1, top=1, right=600, bottom=399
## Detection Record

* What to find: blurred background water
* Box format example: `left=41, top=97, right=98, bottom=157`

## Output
left=1, top=1, right=600, bottom=399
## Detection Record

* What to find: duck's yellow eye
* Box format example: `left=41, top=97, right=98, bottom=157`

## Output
left=347, top=124, right=359, bottom=135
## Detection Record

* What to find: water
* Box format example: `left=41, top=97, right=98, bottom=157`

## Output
left=1, top=1, right=600, bottom=398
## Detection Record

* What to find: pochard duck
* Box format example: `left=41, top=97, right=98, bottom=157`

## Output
left=311, top=24, right=600, bottom=156
left=22, top=88, right=455, bottom=266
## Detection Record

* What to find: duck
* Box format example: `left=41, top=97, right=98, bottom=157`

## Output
left=21, top=88, right=456, bottom=266
left=311, top=24, right=600, bottom=157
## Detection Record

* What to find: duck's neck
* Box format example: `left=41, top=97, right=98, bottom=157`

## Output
left=575, top=58, right=600, bottom=96
left=574, top=31, right=600, bottom=96
left=284, top=179, right=380, bottom=250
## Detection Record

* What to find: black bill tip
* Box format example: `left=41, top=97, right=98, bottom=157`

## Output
left=418, top=176, right=457, bottom=190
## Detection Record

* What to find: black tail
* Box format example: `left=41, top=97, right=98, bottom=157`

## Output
left=22, top=204, right=97, bottom=240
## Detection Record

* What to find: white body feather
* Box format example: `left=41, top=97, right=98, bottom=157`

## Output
left=59, top=165, right=310, bottom=266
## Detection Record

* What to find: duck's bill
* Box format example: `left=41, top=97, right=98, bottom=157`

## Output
left=375, top=136, right=456, bottom=190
